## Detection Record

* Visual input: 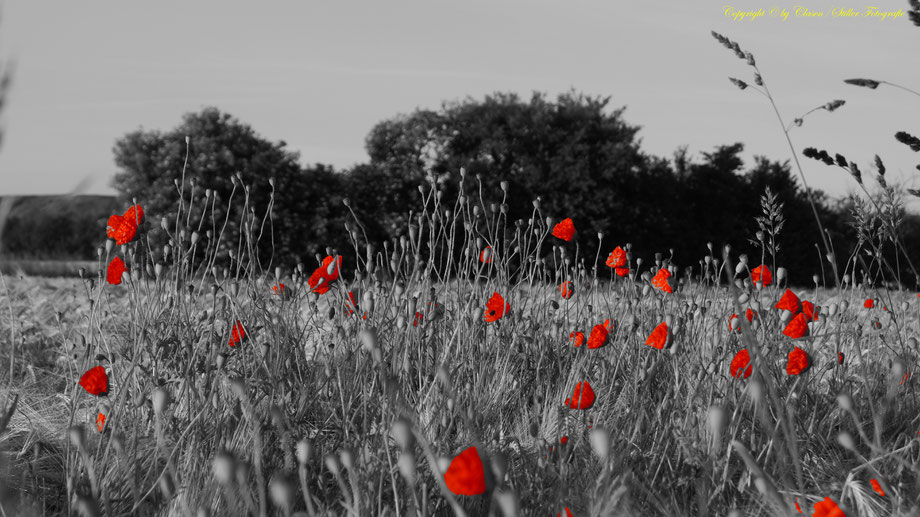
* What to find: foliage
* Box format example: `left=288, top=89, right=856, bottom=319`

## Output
left=111, top=107, right=347, bottom=268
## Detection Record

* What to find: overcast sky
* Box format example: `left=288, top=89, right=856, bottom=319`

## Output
left=0, top=0, right=917, bottom=204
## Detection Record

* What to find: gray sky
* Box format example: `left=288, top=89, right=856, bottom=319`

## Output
left=0, top=0, right=918, bottom=205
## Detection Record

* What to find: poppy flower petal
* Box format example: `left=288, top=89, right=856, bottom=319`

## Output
left=443, top=446, right=486, bottom=496
left=552, top=218, right=575, bottom=242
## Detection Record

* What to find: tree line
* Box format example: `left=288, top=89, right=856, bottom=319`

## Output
left=7, top=91, right=917, bottom=286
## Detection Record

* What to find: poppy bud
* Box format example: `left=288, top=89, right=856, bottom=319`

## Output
left=779, top=310, right=793, bottom=324
left=269, top=474, right=295, bottom=513
left=589, top=427, right=610, bottom=460
left=230, top=281, right=239, bottom=297
left=391, top=417, right=414, bottom=450
left=707, top=406, right=727, bottom=444
left=68, top=425, right=86, bottom=450
left=359, top=328, right=378, bottom=351
left=776, top=268, right=787, bottom=283
left=836, top=393, right=854, bottom=412
left=734, top=262, right=746, bottom=276
left=324, top=453, right=341, bottom=477
left=213, top=450, right=236, bottom=485
left=363, top=292, right=375, bottom=313
left=500, top=180, right=509, bottom=192
left=837, top=431, right=856, bottom=451
left=295, top=438, right=313, bottom=466
left=395, top=452, right=417, bottom=485
left=152, top=388, right=170, bottom=415
left=839, top=300, right=848, bottom=312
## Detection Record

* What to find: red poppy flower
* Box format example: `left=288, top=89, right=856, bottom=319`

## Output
left=560, top=436, right=569, bottom=446
left=480, top=246, right=492, bottom=263
left=569, top=331, right=585, bottom=347
left=786, top=346, right=809, bottom=375
left=870, top=478, right=885, bottom=496
left=730, top=349, right=753, bottom=379
left=751, top=265, right=772, bottom=286
left=229, top=320, right=246, bottom=347
left=646, top=322, right=668, bottom=349
left=795, top=498, right=802, bottom=513
left=552, top=218, right=575, bottom=242
left=308, top=255, right=342, bottom=295
left=615, top=267, right=630, bottom=278
left=812, top=496, right=845, bottom=517
left=107, top=257, right=127, bottom=285
left=565, top=381, right=596, bottom=409
left=558, top=508, right=574, bottom=517
left=864, top=298, right=874, bottom=309
left=838, top=352, right=844, bottom=365
left=413, top=311, right=423, bottom=327
left=79, top=366, right=108, bottom=396
left=775, top=289, right=801, bottom=313
left=272, top=283, right=286, bottom=295
left=802, top=300, right=817, bottom=322
left=606, top=246, right=627, bottom=269
left=603, top=318, right=612, bottom=330
left=559, top=281, right=575, bottom=299
left=484, top=292, right=510, bottom=323
left=106, top=204, right=144, bottom=245
left=443, top=446, right=486, bottom=496
left=651, top=268, right=673, bottom=293
left=783, top=312, right=809, bottom=339
left=587, top=324, right=608, bottom=349
left=96, top=412, right=106, bottom=433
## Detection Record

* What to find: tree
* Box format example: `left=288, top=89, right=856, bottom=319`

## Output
left=111, top=107, right=346, bottom=269
left=358, top=91, right=663, bottom=254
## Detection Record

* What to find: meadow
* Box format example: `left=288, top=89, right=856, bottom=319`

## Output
left=0, top=163, right=919, bottom=517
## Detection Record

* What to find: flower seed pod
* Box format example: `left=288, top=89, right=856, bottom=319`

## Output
left=397, top=452, right=416, bottom=485
left=296, top=439, right=312, bottom=466
left=269, top=474, right=295, bottom=513
left=213, top=450, right=236, bottom=485
left=359, top=327, right=378, bottom=351
left=837, top=393, right=854, bottom=412
left=68, top=425, right=86, bottom=450
left=776, top=267, right=787, bottom=283
left=391, top=417, right=414, bottom=450
left=340, top=448, right=355, bottom=471
left=324, top=454, right=341, bottom=476
left=837, top=431, right=856, bottom=451
left=152, top=388, right=170, bottom=415
left=589, top=427, right=610, bottom=460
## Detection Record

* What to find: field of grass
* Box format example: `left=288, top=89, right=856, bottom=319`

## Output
left=1, top=172, right=920, bottom=517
